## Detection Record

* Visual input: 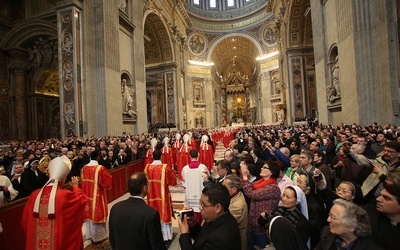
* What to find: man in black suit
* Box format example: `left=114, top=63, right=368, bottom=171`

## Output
left=178, top=183, right=241, bottom=250
left=109, top=172, right=165, bottom=250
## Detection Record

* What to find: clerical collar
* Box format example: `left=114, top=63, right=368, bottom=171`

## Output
left=130, top=195, right=145, bottom=201
left=152, top=160, right=162, bottom=164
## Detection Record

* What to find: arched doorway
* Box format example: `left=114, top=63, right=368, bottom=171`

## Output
left=144, top=12, right=176, bottom=131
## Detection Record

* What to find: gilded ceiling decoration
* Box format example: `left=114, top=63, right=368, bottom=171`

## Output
left=144, top=13, right=173, bottom=65
left=210, top=36, right=258, bottom=79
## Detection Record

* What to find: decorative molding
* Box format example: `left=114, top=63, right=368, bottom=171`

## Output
left=9, top=61, right=31, bottom=75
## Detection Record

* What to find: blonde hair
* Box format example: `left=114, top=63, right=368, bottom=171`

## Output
left=290, top=154, right=300, bottom=163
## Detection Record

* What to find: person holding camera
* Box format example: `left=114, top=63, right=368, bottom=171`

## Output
left=240, top=160, right=281, bottom=249
left=178, top=183, right=241, bottom=250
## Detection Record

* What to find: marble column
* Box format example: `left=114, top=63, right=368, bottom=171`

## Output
left=9, top=54, right=30, bottom=140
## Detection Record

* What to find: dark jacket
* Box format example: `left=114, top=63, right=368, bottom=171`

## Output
left=109, top=197, right=165, bottom=250
left=179, top=211, right=241, bottom=250
left=365, top=203, right=400, bottom=250
left=316, top=226, right=383, bottom=250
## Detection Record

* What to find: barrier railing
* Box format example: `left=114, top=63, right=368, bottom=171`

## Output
left=0, top=159, right=144, bottom=250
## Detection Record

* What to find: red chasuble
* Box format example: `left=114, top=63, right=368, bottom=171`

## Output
left=161, top=146, right=174, bottom=170
left=172, top=141, right=182, bottom=166
left=199, top=143, right=215, bottom=171
left=144, top=163, right=177, bottom=223
left=22, top=186, right=87, bottom=250
left=176, top=144, right=192, bottom=180
left=144, top=148, right=155, bottom=166
left=81, top=164, right=112, bottom=222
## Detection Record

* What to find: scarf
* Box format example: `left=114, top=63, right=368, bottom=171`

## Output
left=253, top=177, right=277, bottom=190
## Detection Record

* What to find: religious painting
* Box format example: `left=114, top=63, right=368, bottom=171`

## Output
left=189, top=34, right=205, bottom=54
left=262, top=25, right=277, bottom=46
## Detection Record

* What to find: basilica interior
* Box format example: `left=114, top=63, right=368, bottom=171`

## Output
left=0, top=0, right=399, bottom=140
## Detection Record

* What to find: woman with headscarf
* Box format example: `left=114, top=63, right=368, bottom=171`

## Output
left=268, top=216, right=307, bottom=250
left=259, top=185, right=311, bottom=249
left=320, top=180, right=364, bottom=212
left=316, top=199, right=382, bottom=250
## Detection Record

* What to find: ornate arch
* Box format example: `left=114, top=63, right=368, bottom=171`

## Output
left=143, top=11, right=175, bottom=64
left=286, top=0, right=312, bottom=47
left=205, top=32, right=264, bottom=61
left=0, top=19, right=56, bottom=49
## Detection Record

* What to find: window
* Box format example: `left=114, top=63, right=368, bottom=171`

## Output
left=227, top=0, right=234, bottom=7
left=194, top=0, right=200, bottom=5
left=210, top=0, right=216, bottom=8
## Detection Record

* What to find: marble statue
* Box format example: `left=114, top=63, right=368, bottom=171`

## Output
left=122, top=79, right=133, bottom=112
left=332, top=56, right=340, bottom=97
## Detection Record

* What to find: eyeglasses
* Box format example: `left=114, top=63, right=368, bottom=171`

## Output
left=261, top=166, right=270, bottom=170
left=199, top=201, right=214, bottom=210
left=328, top=213, right=340, bottom=221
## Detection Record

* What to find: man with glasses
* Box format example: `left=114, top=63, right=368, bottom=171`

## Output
left=346, top=141, right=400, bottom=200
left=178, top=183, right=241, bottom=249
left=202, top=159, right=231, bottom=185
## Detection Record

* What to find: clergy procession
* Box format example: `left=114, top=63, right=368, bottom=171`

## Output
left=0, top=122, right=399, bottom=249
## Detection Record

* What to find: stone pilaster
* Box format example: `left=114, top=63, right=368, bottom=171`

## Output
left=9, top=59, right=30, bottom=140
left=56, top=1, right=84, bottom=138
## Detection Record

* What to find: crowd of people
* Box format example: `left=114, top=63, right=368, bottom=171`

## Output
left=0, top=122, right=400, bottom=249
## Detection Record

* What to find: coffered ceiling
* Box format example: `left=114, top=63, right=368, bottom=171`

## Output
left=210, top=36, right=259, bottom=79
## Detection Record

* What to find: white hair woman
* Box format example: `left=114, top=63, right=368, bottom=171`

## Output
left=317, top=199, right=383, bottom=250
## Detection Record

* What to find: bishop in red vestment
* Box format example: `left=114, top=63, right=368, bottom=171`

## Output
left=144, top=138, right=158, bottom=166
left=161, top=137, right=174, bottom=170
left=172, top=134, right=182, bottom=168
left=22, top=156, right=87, bottom=250
left=198, top=135, right=215, bottom=171
left=176, top=134, right=192, bottom=180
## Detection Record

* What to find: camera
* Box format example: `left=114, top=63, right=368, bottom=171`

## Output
left=178, top=209, right=194, bottom=219
left=313, top=173, right=322, bottom=181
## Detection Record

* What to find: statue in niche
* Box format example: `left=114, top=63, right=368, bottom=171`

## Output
left=326, top=85, right=338, bottom=105
left=119, top=0, right=126, bottom=12
left=275, top=108, right=284, bottom=123
left=326, top=56, right=341, bottom=105
left=28, top=45, right=43, bottom=69
left=122, top=79, right=137, bottom=118
left=274, top=80, right=280, bottom=95
left=332, top=56, right=341, bottom=97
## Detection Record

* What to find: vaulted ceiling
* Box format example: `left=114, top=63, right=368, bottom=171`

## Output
left=210, top=36, right=259, bottom=79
